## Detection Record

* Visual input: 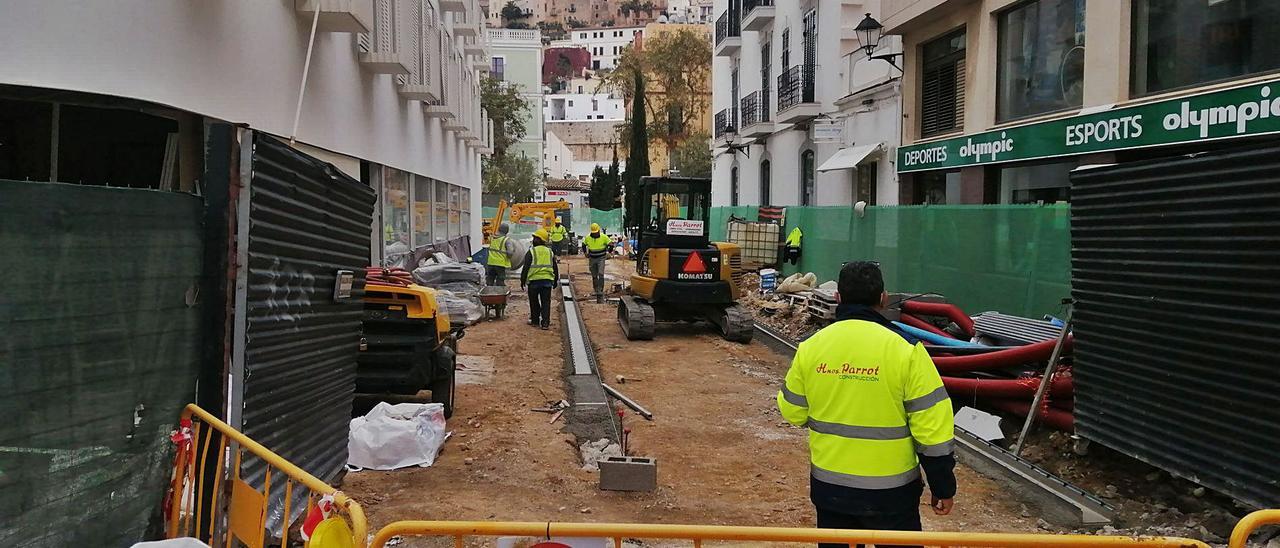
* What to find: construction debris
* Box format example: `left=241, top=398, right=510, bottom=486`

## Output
left=578, top=438, right=623, bottom=471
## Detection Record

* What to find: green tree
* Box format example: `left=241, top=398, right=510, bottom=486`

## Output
left=481, top=75, right=538, bottom=199
left=482, top=154, right=539, bottom=202
left=670, top=131, right=712, bottom=178
left=566, top=17, right=587, bottom=29
left=501, top=1, right=528, bottom=23
left=589, top=151, right=622, bottom=209
left=537, top=21, right=567, bottom=42
left=480, top=76, right=528, bottom=156
left=602, top=29, right=712, bottom=171
left=623, top=69, right=650, bottom=230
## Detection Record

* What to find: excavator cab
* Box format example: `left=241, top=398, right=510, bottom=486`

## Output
left=618, top=177, right=753, bottom=343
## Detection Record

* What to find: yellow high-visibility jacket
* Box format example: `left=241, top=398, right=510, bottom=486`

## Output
left=777, top=318, right=954, bottom=490
left=549, top=224, right=568, bottom=242
left=487, top=236, right=511, bottom=268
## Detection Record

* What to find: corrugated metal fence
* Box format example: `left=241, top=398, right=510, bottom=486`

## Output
left=1071, top=143, right=1280, bottom=508
left=232, top=133, right=376, bottom=528
left=0, top=180, right=205, bottom=546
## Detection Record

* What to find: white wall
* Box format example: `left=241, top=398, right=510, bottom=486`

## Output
left=545, top=93, right=625, bottom=121
left=545, top=130, right=575, bottom=179
left=552, top=27, right=644, bottom=69
left=0, top=1, right=482, bottom=199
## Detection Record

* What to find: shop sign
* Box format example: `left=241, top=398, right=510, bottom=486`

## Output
left=811, top=120, right=843, bottom=143
left=897, top=78, right=1280, bottom=173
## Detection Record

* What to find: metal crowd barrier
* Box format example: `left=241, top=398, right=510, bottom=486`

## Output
left=1230, top=510, right=1280, bottom=548
left=369, top=521, right=1210, bottom=548
left=166, top=404, right=367, bottom=548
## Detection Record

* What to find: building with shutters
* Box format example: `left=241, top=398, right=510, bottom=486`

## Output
left=709, top=0, right=904, bottom=207
left=883, top=0, right=1280, bottom=205
left=489, top=27, right=547, bottom=179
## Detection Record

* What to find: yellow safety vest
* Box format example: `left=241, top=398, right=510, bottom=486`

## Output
left=777, top=320, right=954, bottom=489
left=549, top=224, right=568, bottom=242
left=583, top=233, right=610, bottom=258
left=527, top=245, right=555, bottom=282
left=487, top=236, right=511, bottom=268
left=786, top=227, right=803, bottom=247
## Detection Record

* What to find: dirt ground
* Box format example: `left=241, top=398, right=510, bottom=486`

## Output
left=343, top=256, right=1040, bottom=545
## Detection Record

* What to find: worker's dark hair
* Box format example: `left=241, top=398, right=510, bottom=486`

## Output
left=838, top=261, right=885, bottom=306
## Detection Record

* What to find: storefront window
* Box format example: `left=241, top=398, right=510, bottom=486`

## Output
left=448, top=185, right=462, bottom=239
left=800, top=150, right=815, bottom=206
left=460, top=188, right=471, bottom=240
left=997, top=0, right=1085, bottom=121
left=1132, top=0, right=1280, bottom=96
left=382, top=167, right=411, bottom=261
left=856, top=162, right=877, bottom=205
left=433, top=180, right=448, bottom=243
left=413, top=177, right=432, bottom=247
left=998, top=161, right=1071, bottom=204
left=914, top=170, right=961, bottom=204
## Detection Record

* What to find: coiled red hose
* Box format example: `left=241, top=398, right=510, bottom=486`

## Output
left=941, top=374, right=1074, bottom=399
left=931, top=336, right=1073, bottom=373
left=900, top=300, right=975, bottom=337
left=899, top=313, right=956, bottom=339
left=365, top=266, right=414, bottom=287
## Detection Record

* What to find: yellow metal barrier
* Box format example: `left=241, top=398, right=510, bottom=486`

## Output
left=370, top=521, right=1209, bottom=548
left=167, top=404, right=367, bottom=548
left=1230, top=510, right=1280, bottom=548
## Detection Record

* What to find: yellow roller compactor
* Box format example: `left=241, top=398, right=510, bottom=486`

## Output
left=618, top=176, right=753, bottom=343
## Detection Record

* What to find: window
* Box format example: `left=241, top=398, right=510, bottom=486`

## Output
left=568, top=100, right=574, bottom=107
left=580, top=32, right=587, bottom=39
left=730, top=166, right=740, bottom=206
left=592, top=99, right=599, bottom=111
left=413, top=177, right=433, bottom=247
left=448, top=185, right=462, bottom=239
left=760, top=160, right=771, bottom=205
left=997, top=0, right=1085, bottom=121
left=593, top=60, right=601, bottom=69
left=781, top=28, right=790, bottom=69
left=921, top=28, right=966, bottom=137
left=800, top=150, right=815, bottom=206
left=433, top=178, right=448, bottom=242
left=998, top=161, right=1071, bottom=203
left=460, top=187, right=471, bottom=240
left=1132, top=0, right=1280, bottom=96
left=856, top=163, right=877, bottom=205
left=491, top=56, right=506, bottom=81
left=577, top=85, right=583, bottom=93
left=667, top=106, right=685, bottom=135
left=914, top=170, right=961, bottom=204
left=383, top=167, right=411, bottom=258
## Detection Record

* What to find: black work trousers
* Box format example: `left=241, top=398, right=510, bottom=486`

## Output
left=815, top=506, right=922, bottom=548
left=485, top=265, right=507, bottom=286
left=527, top=282, right=553, bottom=327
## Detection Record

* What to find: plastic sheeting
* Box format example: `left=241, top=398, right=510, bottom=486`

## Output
left=347, top=402, right=448, bottom=470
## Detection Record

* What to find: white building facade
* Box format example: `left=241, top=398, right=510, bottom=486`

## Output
left=710, top=0, right=903, bottom=207
left=549, top=26, right=645, bottom=70
left=0, top=0, right=492, bottom=259
left=545, top=129, right=576, bottom=179
left=667, top=0, right=716, bottom=24
left=545, top=92, right=625, bottom=121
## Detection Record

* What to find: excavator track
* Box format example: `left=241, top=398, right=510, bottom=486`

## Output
left=618, top=296, right=656, bottom=340
left=712, top=304, right=754, bottom=343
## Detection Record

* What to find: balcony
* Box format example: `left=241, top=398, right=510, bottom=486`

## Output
left=714, top=11, right=741, bottom=57
left=295, top=0, right=373, bottom=33
left=358, top=0, right=411, bottom=74
left=741, top=0, right=774, bottom=32
left=440, top=0, right=466, bottom=12
left=398, top=20, right=441, bottom=102
left=739, top=90, right=772, bottom=137
left=777, top=64, right=820, bottom=123
left=714, top=108, right=738, bottom=143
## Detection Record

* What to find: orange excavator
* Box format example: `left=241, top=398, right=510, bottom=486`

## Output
left=482, top=199, right=571, bottom=243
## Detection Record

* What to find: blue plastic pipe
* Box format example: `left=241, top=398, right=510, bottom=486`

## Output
left=893, top=322, right=986, bottom=348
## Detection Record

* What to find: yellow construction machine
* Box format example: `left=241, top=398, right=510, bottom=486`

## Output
left=482, top=199, right=571, bottom=242
left=618, top=176, right=753, bottom=343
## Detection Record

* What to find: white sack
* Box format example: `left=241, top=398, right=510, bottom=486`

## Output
left=348, top=402, right=448, bottom=470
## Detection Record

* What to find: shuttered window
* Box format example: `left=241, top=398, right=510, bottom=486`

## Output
left=920, top=28, right=966, bottom=138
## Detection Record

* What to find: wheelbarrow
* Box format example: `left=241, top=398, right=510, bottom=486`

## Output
left=479, top=285, right=511, bottom=320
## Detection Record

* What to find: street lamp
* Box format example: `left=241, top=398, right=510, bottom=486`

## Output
left=854, top=13, right=903, bottom=73
left=722, top=131, right=751, bottom=158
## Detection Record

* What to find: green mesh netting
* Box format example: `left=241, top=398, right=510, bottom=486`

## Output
left=708, top=204, right=1071, bottom=318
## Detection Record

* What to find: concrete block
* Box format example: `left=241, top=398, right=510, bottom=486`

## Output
left=598, top=456, right=657, bottom=492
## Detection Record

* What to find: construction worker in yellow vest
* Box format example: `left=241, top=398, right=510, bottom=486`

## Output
left=549, top=217, right=569, bottom=256
left=784, top=226, right=803, bottom=265
left=777, top=261, right=955, bottom=543
left=582, top=223, right=612, bottom=303
left=520, top=229, right=559, bottom=330
left=486, top=223, right=512, bottom=286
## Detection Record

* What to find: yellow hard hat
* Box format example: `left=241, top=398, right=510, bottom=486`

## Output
left=555, top=216, right=563, bottom=223
left=590, top=223, right=601, bottom=232
left=533, top=229, right=549, bottom=240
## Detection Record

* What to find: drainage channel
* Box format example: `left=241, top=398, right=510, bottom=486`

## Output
left=558, top=277, right=621, bottom=445
left=752, top=321, right=1113, bottom=527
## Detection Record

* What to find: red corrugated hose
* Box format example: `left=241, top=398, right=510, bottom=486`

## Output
left=900, top=300, right=976, bottom=337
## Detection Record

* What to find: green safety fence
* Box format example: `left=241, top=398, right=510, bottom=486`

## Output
left=706, top=204, right=1071, bottom=318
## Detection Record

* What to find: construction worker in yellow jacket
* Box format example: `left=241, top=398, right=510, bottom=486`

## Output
left=520, top=229, right=559, bottom=330
left=777, top=261, right=955, bottom=543
left=549, top=217, right=569, bottom=256
left=582, top=223, right=612, bottom=303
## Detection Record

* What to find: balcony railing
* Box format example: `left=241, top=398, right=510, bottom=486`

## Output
left=714, top=108, right=738, bottom=138
left=740, top=89, right=770, bottom=127
left=743, top=0, right=773, bottom=15
left=778, top=64, right=815, bottom=111
left=715, top=10, right=740, bottom=46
